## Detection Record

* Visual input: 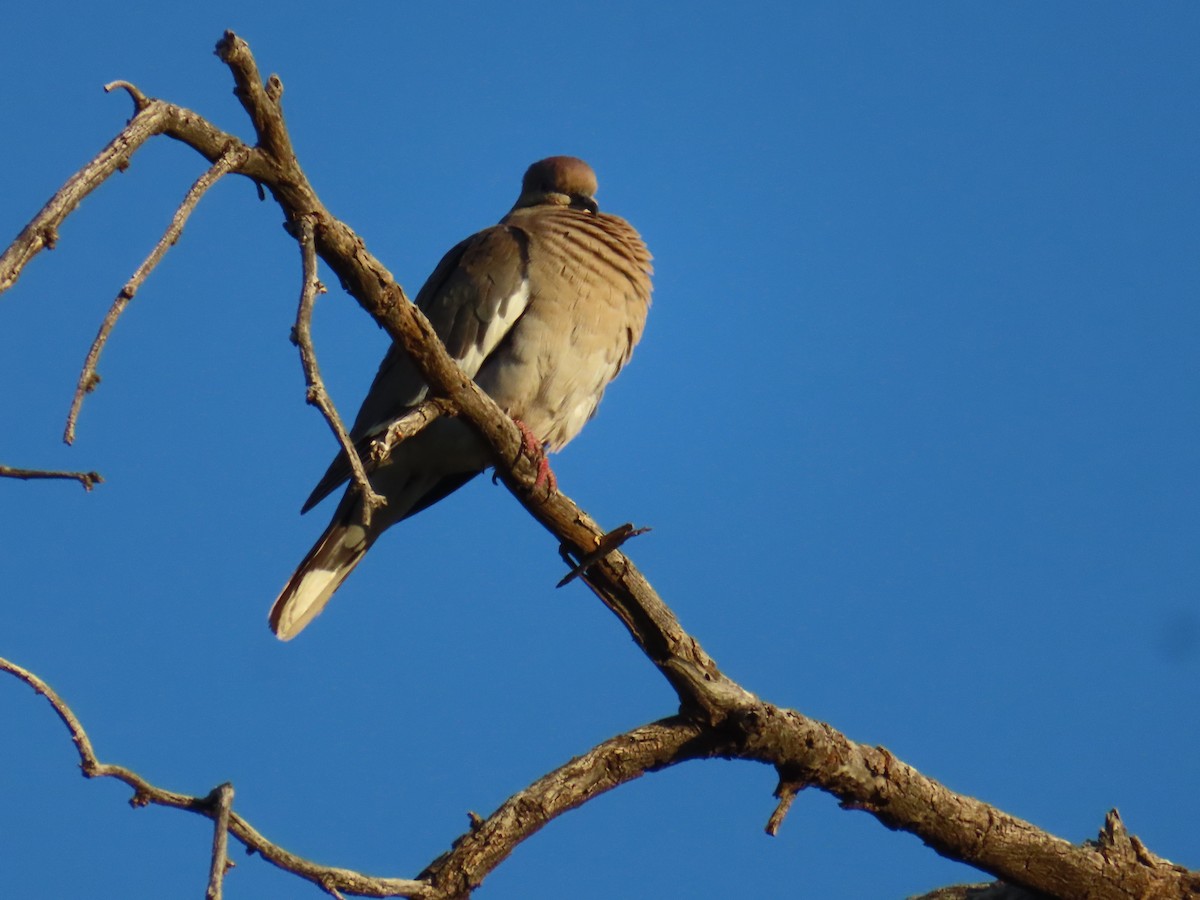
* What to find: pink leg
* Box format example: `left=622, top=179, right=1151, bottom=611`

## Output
left=512, top=418, right=557, bottom=496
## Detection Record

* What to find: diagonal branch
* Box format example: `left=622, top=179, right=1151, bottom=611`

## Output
left=0, top=99, right=166, bottom=294
left=0, top=82, right=271, bottom=297
left=200, top=34, right=747, bottom=725
left=215, top=32, right=295, bottom=165
left=199, top=36, right=1200, bottom=899
left=420, top=717, right=712, bottom=895
left=63, top=145, right=247, bottom=443
left=3, top=30, right=1198, bottom=900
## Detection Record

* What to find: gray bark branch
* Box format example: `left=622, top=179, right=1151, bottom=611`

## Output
left=1, top=29, right=1195, bottom=900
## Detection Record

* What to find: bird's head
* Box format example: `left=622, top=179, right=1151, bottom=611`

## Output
left=514, top=156, right=599, bottom=213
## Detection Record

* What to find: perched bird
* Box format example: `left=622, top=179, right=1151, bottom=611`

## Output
left=269, top=156, right=653, bottom=640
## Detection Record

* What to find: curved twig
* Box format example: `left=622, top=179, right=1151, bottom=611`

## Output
left=0, top=655, right=433, bottom=898
left=103, top=80, right=151, bottom=112
left=0, top=652, right=713, bottom=898
left=291, top=216, right=386, bottom=524
left=420, top=718, right=711, bottom=895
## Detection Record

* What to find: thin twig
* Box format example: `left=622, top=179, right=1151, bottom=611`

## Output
left=205, top=783, right=235, bottom=900
left=0, top=97, right=166, bottom=295
left=367, top=398, right=454, bottom=465
left=0, top=655, right=432, bottom=898
left=765, top=781, right=801, bottom=836
left=103, top=80, right=150, bottom=112
left=63, top=146, right=246, bottom=444
left=0, top=656, right=103, bottom=770
left=556, top=523, right=651, bottom=588
left=292, top=217, right=386, bottom=525
left=0, top=88, right=271, bottom=299
left=0, top=464, right=103, bottom=491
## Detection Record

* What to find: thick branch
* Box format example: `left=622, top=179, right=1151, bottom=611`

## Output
left=3, top=31, right=1197, bottom=900
left=205, top=45, right=1193, bottom=893
left=201, top=40, right=1196, bottom=896
left=421, top=718, right=710, bottom=895
left=201, top=34, right=747, bottom=726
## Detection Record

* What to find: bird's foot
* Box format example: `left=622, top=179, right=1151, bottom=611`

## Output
left=512, top=417, right=557, bottom=496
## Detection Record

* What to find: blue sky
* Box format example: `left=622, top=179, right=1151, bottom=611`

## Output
left=2, top=3, right=1198, bottom=898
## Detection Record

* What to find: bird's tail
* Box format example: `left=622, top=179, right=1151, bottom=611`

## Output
left=269, top=514, right=373, bottom=641
left=269, top=467, right=474, bottom=641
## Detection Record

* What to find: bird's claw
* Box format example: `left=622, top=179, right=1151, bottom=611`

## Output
left=512, top=417, right=557, bottom=497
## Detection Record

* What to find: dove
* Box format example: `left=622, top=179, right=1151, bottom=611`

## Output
left=269, top=156, right=652, bottom=639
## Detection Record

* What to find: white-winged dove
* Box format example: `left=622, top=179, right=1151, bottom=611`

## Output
left=269, top=156, right=653, bottom=640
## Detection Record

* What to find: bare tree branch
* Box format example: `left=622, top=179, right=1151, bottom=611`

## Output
left=764, top=774, right=802, bottom=837
left=0, top=655, right=433, bottom=898
left=0, top=96, right=261, bottom=295
left=555, top=522, right=651, bottom=588
left=63, top=145, right=246, bottom=444
left=291, top=215, right=386, bottom=525
left=419, top=718, right=712, bottom=895
left=2, top=29, right=1198, bottom=900
left=104, top=80, right=151, bottom=111
left=0, top=651, right=711, bottom=898
left=0, top=82, right=280, bottom=297
left=911, top=886, right=1045, bottom=900
left=192, top=31, right=752, bottom=728
left=366, top=398, right=454, bottom=467
left=0, top=463, right=103, bottom=490
left=205, top=782, right=235, bottom=900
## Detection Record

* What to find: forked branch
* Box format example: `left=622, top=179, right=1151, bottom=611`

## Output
left=1, top=30, right=1197, bottom=900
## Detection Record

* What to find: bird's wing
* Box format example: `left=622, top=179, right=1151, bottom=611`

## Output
left=472, top=206, right=654, bottom=451
left=300, top=224, right=533, bottom=512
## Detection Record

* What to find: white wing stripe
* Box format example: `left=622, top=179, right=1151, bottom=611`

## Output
left=454, top=278, right=531, bottom=378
